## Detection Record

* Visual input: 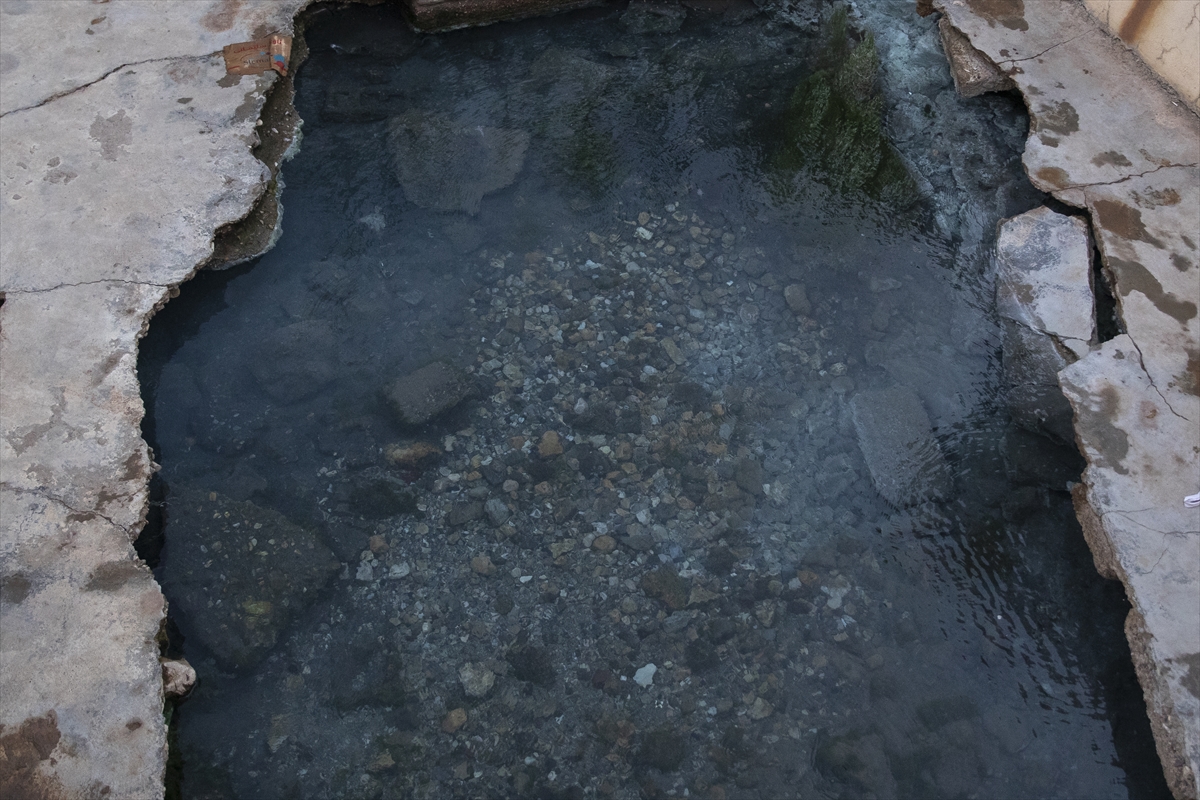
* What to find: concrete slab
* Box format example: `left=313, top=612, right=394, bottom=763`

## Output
left=995, top=207, right=1095, bottom=442
left=0, top=485, right=166, bottom=800
left=0, top=0, right=307, bottom=116
left=996, top=207, right=1095, bottom=351
left=1061, top=337, right=1200, bottom=800
left=1, top=57, right=273, bottom=291
left=1, top=2, right=307, bottom=796
left=936, top=1, right=1200, bottom=796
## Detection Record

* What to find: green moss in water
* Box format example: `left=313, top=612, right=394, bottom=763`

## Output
left=562, top=122, right=623, bottom=200
left=773, top=7, right=918, bottom=210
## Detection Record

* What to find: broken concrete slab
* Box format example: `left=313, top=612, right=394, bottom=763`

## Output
left=996, top=207, right=1095, bottom=353
left=0, top=485, right=167, bottom=800
left=936, top=1, right=1200, bottom=795
left=1060, top=336, right=1200, bottom=800
left=1, top=56, right=275, bottom=291
left=1, top=2, right=310, bottom=797
left=0, top=0, right=309, bottom=116
left=0, top=282, right=165, bottom=532
left=937, top=16, right=1014, bottom=97
left=995, top=207, right=1096, bottom=442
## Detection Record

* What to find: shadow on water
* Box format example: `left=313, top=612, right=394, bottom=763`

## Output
left=138, top=2, right=1170, bottom=798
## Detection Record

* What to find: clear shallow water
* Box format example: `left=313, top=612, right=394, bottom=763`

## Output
left=140, top=4, right=1167, bottom=798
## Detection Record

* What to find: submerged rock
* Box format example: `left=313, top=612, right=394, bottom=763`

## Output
left=620, top=2, right=686, bottom=34
left=385, top=362, right=474, bottom=426
left=387, top=111, right=529, bottom=214
left=775, top=7, right=917, bottom=208
left=159, top=489, right=339, bottom=671
left=636, top=726, right=687, bottom=772
left=248, top=319, right=337, bottom=403
left=850, top=386, right=950, bottom=506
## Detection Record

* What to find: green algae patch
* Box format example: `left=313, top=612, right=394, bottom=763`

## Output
left=773, top=8, right=918, bottom=210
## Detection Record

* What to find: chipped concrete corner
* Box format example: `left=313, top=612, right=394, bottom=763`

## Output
left=935, top=1, right=1199, bottom=798
left=1, top=1, right=308, bottom=797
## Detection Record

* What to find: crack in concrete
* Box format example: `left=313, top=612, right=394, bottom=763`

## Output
left=0, top=53, right=219, bottom=119
left=1125, top=334, right=1189, bottom=421
left=0, top=481, right=136, bottom=538
left=1105, top=509, right=1200, bottom=537
left=2, top=278, right=173, bottom=295
left=996, top=34, right=1087, bottom=66
left=1055, top=162, right=1200, bottom=192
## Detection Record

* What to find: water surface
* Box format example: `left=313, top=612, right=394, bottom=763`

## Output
left=142, top=4, right=1165, bottom=798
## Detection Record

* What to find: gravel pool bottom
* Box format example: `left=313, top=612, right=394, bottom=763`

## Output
left=142, top=4, right=1165, bottom=799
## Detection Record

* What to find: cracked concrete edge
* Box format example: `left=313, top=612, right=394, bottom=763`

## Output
left=1, top=483, right=168, bottom=800
left=0, top=2, right=316, bottom=797
left=0, top=0, right=311, bottom=116
left=1062, top=338, right=1200, bottom=800
left=934, top=2, right=1200, bottom=797
left=1128, top=607, right=1200, bottom=800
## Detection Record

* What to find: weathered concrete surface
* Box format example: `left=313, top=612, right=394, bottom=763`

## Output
left=936, top=1, right=1200, bottom=797
left=1, top=1, right=305, bottom=796
left=1083, top=0, right=1200, bottom=113
left=937, top=15, right=1014, bottom=97
left=996, top=207, right=1096, bottom=355
left=996, top=207, right=1096, bottom=443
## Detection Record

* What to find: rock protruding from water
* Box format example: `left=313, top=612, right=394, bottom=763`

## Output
left=386, top=362, right=474, bottom=426
left=850, top=386, right=950, bottom=507
left=995, top=207, right=1095, bottom=442
left=159, top=490, right=339, bottom=671
left=387, top=111, right=529, bottom=214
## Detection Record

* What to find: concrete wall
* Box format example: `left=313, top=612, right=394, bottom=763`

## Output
left=1082, top=0, right=1200, bottom=111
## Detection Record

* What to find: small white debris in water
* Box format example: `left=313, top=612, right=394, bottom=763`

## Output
left=633, top=663, right=657, bottom=687
left=519, top=575, right=533, bottom=583
left=635, top=226, right=653, bottom=240
left=387, top=563, right=411, bottom=579
left=358, top=208, right=386, bottom=232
